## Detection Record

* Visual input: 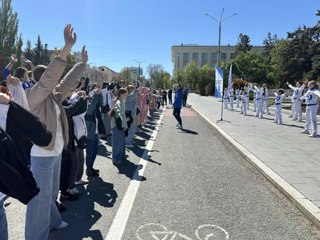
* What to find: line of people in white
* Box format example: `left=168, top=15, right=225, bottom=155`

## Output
left=223, top=80, right=320, bottom=137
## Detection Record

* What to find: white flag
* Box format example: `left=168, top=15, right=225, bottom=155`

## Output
left=228, top=64, right=232, bottom=88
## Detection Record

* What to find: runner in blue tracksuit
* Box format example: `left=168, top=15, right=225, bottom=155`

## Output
left=173, top=84, right=183, bottom=129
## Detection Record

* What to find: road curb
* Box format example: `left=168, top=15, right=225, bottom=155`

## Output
left=190, top=105, right=320, bottom=229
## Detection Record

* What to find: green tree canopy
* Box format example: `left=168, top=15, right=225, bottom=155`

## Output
left=235, top=33, right=252, bottom=55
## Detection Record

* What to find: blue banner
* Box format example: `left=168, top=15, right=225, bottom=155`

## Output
left=215, top=67, right=224, bottom=98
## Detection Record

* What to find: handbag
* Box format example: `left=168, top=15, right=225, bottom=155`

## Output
left=75, top=135, right=87, bottom=149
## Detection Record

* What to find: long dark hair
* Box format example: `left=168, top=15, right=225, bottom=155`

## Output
left=108, top=88, right=128, bottom=117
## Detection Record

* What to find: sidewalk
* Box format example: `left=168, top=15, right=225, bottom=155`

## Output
left=187, top=93, right=320, bottom=226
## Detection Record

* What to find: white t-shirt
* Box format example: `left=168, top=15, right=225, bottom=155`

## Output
left=31, top=101, right=64, bottom=157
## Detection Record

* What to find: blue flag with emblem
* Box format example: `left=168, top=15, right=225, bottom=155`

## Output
left=215, top=67, right=224, bottom=98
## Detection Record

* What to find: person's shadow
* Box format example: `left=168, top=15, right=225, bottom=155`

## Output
left=49, top=178, right=118, bottom=240
left=179, top=128, right=198, bottom=135
left=113, top=159, right=147, bottom=181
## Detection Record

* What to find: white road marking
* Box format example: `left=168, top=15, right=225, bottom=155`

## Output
left=136, top=223, right=229, bottom=240
left=105, top=110, right=165, bottom=240
left=195, top=224, right=229, bottom=240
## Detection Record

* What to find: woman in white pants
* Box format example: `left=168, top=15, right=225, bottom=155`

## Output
left=240, top=91, right=247, bottom=116
left=286, top=81, right=306, bottom=122
left=273, top=89, right=286, bottom=125
left=262, top=84, right=270, bottom=115
left=300, top=81, right=320, bottom=137
left=235, top=88, right=240, bottom=108
left=228, top=85, right=234, bottom=111
left=254, top=85, right=263, bottom=118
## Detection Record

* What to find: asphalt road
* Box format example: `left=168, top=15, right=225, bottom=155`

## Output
left=5, top=107, right=320, bottom=240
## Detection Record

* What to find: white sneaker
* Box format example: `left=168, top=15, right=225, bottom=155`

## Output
left=309, top=133, right=317, bottom=137
left=75, top=179, right=89, bottom=185
left=68, top=188, right=80, bottom=195
left=300, top=129, right=309, bottom=134
left=55, top=221, right=68, bottom=229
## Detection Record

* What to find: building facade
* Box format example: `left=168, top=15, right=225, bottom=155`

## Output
left=171, top=44, right=264, bottom=74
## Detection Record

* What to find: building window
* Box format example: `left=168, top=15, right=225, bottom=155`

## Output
left=211, top=53, right=218, bottom=63
left=201, top=53, right=208, bottom=66
left=192, top=53, right=198, bottom=63
left=230, top=53, right=236, bottom=59
left=221, top=53, right=227, bottom=61
left=183, top=53, right=189, bottom=67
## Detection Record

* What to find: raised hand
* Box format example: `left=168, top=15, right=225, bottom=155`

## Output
left=0, top=92, right=11, bottom=105
left=11, top=54, right=18, bottom=63
left=81, top=45, right=88, bottom=65
left=64, top=24, right=77, bottom=49
left=6, top=75, right=20, bottom=85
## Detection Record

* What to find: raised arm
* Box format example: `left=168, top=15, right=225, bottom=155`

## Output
left=26, top=24, right=77, bottom=107
left=55, top=45, right=87, bottom=102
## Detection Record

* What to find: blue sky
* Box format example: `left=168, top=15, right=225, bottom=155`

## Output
left=12, top=0, right=319, bottom=76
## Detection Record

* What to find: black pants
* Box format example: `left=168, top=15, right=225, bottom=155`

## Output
left=183, top=95, right=188, bottom=106
left=60, top=150, right=72, bottom=194
left=173, top=108, right=182, bottom=126
left=162, top=96, right=167, bottom=106
left=168, top=95, right=172, bottom=104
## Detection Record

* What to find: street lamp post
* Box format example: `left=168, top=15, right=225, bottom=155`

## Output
left=205, top=9, right=236, bottom=123
left=205, top=8, right=237, bottom=66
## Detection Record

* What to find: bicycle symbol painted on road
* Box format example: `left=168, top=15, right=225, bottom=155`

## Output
left=136, top=223, right=230, bottom=240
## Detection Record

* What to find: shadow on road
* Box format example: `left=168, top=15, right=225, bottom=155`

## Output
left=179, top=128, right=198, bottom=135
left=49, top=178, right=117, bottom=240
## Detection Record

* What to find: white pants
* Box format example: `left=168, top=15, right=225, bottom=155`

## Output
left=263, top=99, right=270, bottom=114
left=305, top=105, right=318, bottom=135
left=224, top=98, right=228, bottom=109
left=292, top=100, right=302, bottom=121
left=274, top=104, right=282, bottom=124
left=229, top=96, right=234, bottom=110
left=255, top=99, right=263, bottom=118
left=236, top=97, right=240, bottom=108
left=241, top=102, right=247, bottom=115
left=246, top=96, right=250, bottom=110
left=253, top=98, right=257, bottom=112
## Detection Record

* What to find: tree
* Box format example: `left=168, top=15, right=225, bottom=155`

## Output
left=0, top=0, right=18, bottom=71
left=231, top=51, right=274, bottom=85
left=14, top=33, right=23, bottom=69
left=42, top=43, right=50, bottom=65
left=263, top=32, right=278, bottom=61
left=146, top=64, right=164, bottom=88
left=24, top=40, right=33, bottom=61
left=33, top=35, right=43, bottom=65
left=235, top=33, right=252, bottom=55
left=183, top=61, right=200, bottom=89
left=120, top=67, right=132, bottom=84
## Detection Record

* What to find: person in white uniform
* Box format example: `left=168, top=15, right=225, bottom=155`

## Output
left=240, top=91, right=247, bottom=116
left=244, top=84, right=251, bottom=110
left=262, top=84, right=270, bottom=115
left=286, top=81, right=306, bottom=122
left=254, top=85, right=263, bottom=118
left=273, top=89, right=286, bottom=125
left=235, top=87, right=240, bottom=108
left=223, top=88, right=229, bottom=109
left=228, top=84, right=234, bottom=111
left=300, top=80, right=320, bottom=137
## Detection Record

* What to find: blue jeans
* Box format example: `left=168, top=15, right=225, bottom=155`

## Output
left=25, top=154, right=62, bottom=240
left=112, top=128, right=125, bottom=162
left=86, top=134, right=99, bottom=170
left=0, top=199, right=8, bottom=240
left=125, top=118, right=136, bottom=145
